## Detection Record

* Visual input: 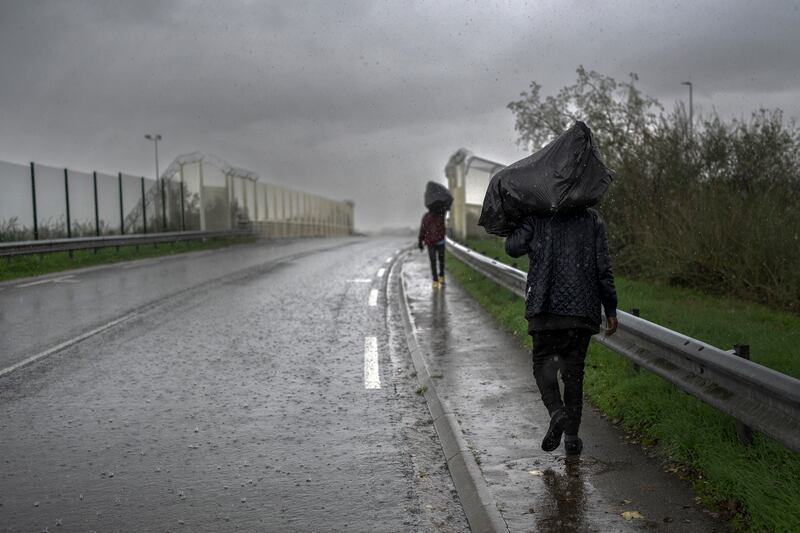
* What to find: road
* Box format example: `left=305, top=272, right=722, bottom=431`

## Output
left=0, top=238, right=468, bottom=532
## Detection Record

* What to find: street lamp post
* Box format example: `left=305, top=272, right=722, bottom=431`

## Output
left=681, top=81, right=693, bottom=139
left=145, top=133, right=166, bottom=231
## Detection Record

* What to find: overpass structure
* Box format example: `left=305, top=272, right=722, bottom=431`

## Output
left=444, top=148, right=504, bottom=240
left=159, top=152, right=353, bottom=238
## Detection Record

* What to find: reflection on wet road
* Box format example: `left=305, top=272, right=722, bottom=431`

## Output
left=0, top=238, right=468, bottom=532
left=538, top=460, right=589, bottom=532
left=0, top=239, right=357, bottom=372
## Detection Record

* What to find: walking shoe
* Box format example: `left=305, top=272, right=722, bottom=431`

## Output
left=541, top=410, right=567, bottom=452
left=564, top=437, right=583, bottom=456
left=439, top=275, right=445, bottom=284
left=432, top=279, right=440, bottom=288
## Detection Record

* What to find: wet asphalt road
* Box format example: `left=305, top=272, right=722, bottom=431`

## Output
left=0, top=238, right=468, bottom=532
left=0, top=238, right=357, bottom=371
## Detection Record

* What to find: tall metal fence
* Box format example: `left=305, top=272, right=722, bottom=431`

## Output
left=0, top=152, right=353, bottom=242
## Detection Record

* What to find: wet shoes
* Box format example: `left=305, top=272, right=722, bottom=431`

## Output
left=541, top=410, right=567, bottom=452
left=564, top=437, right=583, bottom=456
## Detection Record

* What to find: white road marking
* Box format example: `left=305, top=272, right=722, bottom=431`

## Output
left=0, top=312, right=138, bottom=379
left=346, top=279, right=373, bottom=283
left=15, top=275, right=78, bottom=288
left=376, top=268, right=385, bottom=278
left=15, top=279, right=53, bottom=288
left=364, top=336, right=381, bottom=389
left=368, top=288, right=378, bottom=306
left=121, top=259, right=161, bottom=269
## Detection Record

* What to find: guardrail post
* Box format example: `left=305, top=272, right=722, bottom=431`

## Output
left=629, top=308, right=641, bottom=373
left=733, top=343, right=754, bottom=447
left=30, top=162, right=39, bottom=241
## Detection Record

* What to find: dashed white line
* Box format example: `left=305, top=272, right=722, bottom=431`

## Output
left=376, top=268, right=386, bottom=278
left=121, top=259, right=161, bottom=269
left=15, top=275, right=78, bottom=288
left=368, top=288, right=378, bottom=306
left=15, top=279, right=53, bottom=288
left=0, top=312, right=138, bottom=379
left=364, top=336, right=381, bottom=389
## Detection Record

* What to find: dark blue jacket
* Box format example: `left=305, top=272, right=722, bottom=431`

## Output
left=505, top=209, right=617, bottom=327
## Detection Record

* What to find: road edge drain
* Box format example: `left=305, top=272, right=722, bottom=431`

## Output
left=393, top=252, right=509, bottom=533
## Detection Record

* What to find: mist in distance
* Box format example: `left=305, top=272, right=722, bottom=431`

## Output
left=1, top=0, right=798, bottom=231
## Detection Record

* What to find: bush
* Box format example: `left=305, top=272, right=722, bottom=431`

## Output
left=508, top=68, right=800, bottom=312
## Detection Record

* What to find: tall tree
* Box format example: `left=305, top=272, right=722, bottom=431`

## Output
left=507, top=66, right=661, bottom=170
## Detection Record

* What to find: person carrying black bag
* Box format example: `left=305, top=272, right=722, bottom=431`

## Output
left=418, top=209, right=446, bottom=287
left=505, top=208, right=619, bottom=455
left=419, top=181, right=452, bottom=288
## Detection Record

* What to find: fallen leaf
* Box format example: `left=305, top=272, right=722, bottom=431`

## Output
left=621, top=511, right=644, bottom=520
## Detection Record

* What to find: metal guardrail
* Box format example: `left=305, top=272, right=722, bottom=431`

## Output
left=447, top=237, right=800, bottom=453
left=0, top=229, right=254, bottom=258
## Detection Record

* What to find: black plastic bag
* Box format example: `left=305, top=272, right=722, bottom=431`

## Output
left=425, top=181, right=453, bottom=213
left=478, top=121, right=614, bottom=236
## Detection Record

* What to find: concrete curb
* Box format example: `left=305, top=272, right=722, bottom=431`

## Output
left=393, top=253, right=509, bottom=533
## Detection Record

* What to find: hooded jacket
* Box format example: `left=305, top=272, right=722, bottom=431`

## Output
left=505, top=208, right=617, bottom=332
left=418, top=211, right=446, bottom=247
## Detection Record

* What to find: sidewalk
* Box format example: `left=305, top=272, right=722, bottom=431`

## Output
left=401, top=252, right=726, bottom=532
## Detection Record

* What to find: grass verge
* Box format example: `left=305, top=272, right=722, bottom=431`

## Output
left=447, top=241, right=800, bottom=532
left=0, top=236, right=257, bottom=282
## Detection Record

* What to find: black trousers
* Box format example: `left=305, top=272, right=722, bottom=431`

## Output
left=428, top=242, right=445, bottom=280
left=531, top=329, right=592, bottom=436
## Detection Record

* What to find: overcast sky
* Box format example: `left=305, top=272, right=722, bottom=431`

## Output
left=1, top=0, right=799, bottom=230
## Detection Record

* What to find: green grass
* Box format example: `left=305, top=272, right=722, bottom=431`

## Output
left=447, top=240, right=800, bottom=532
left=464, top=238, right=800, bottom=379
left=0, top=236, right=256, bottom=282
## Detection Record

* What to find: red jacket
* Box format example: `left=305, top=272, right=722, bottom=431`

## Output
left=418, top=211, right=446, bottom=247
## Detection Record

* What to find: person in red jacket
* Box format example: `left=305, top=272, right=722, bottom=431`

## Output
left=418, top=209, right=447, bottom=287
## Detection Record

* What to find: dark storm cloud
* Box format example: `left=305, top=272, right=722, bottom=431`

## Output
left=1, top=0, right=799, bottom=229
